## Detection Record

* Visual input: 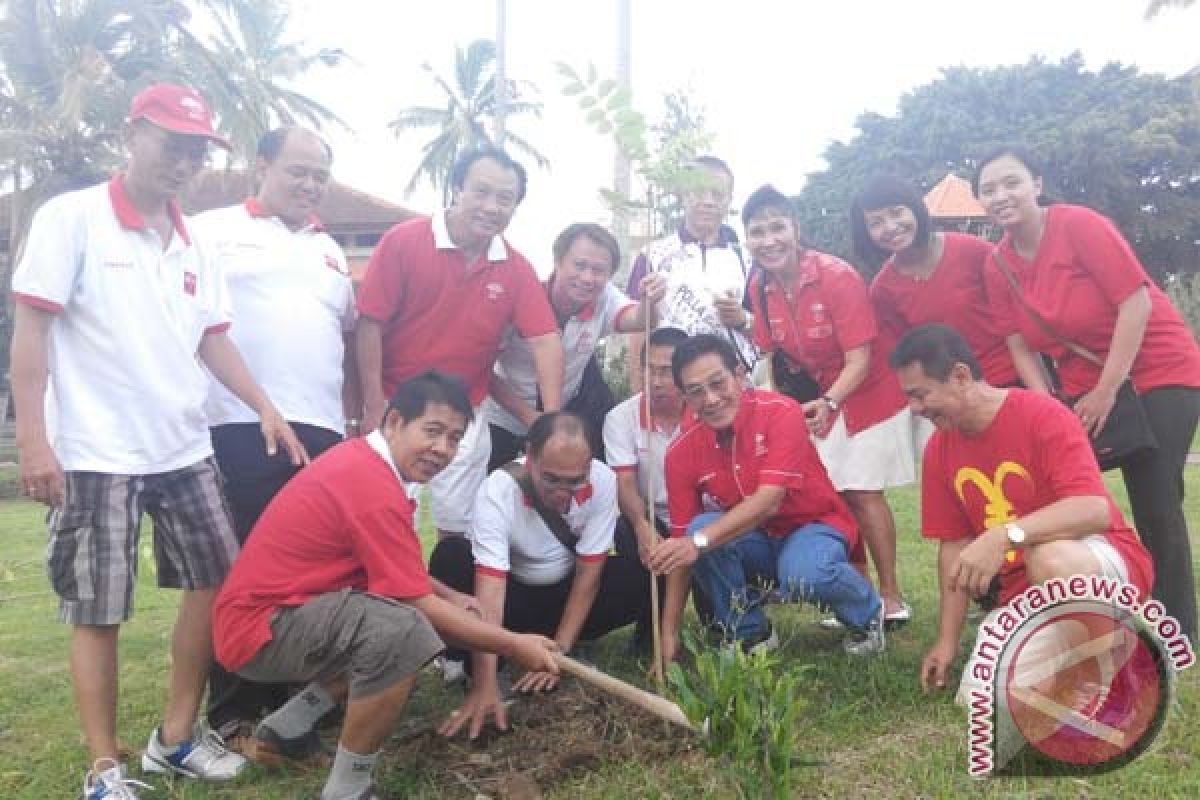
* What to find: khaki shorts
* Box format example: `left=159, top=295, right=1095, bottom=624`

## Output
left=239, top=589, right=444, bottom=700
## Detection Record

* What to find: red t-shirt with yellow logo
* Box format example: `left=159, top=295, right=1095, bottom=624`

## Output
left=921, top=389, right=1153, bottom=604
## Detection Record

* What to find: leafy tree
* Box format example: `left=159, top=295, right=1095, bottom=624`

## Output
left=794, top=54, right=1200, bottom=281
left=391, top=38, right=548, bottom=203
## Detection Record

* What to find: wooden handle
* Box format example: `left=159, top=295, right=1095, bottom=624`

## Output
left=553, top=653, right=695, bottom=732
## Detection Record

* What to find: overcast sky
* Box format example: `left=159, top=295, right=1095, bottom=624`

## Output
left=289, top=0, right=1200, bottom=274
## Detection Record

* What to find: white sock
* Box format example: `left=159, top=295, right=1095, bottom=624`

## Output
left=321, top=745, right=378, bottom=800
left=260, top=682, right=336, bottom=739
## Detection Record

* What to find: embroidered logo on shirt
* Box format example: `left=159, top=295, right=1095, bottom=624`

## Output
left=183, top=271, right=197, bottom=296
left=576, top=330, right=595, bottom=352
left=810, top=302, right=828, bottom=322
left=754, top=432, right=768, bottom=456
left=179, top=95, right=206, bottom=120
left=485, top=282, right=506, bottom=301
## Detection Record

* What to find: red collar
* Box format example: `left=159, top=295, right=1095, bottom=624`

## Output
left=108, top=176, right=191, bottom=245
left=763, top=250, right=820, bottom=296
left=244, top=197, right=325, bottom=231
left=712, top=388, right=757, bottom=446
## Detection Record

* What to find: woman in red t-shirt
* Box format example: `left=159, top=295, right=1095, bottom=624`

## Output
left=851, top=175, right=1033, bottom=390
left=744, top=185, right=914, bottom=625
left=974, top=145, right=1200, bottom=641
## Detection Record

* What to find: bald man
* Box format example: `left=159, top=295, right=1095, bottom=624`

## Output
left=428, top=411, right=651, bottom=739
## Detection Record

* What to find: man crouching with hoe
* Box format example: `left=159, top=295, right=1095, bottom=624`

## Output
left=213, top=371, right=558, bottom=800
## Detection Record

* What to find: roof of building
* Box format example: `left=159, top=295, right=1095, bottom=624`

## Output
left=924, top=173, right=987, bottom=219
left=180, top=169, right=416, bottom=235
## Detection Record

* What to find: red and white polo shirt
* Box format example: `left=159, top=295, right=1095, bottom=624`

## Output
left=469, top=459, right=617, bottom=586
left=11, top=177, right=230, bottom=474
left=603, top=392, right=681, bottom=527
left=192, top=199, right=354, bottom=434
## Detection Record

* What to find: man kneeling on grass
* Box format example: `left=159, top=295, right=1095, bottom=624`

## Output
left=647, top=334, right=886, bottom=659
left=212, top=372, right=558, bottom=800
left=890, top=324, right=1153, bottom=699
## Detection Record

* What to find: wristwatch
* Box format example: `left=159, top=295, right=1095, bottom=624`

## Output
left=1004, top=523, right=1027, bottom=548
left=821, top=395, right=840, bottom=412
left=692, top=531, right=710, bottom=552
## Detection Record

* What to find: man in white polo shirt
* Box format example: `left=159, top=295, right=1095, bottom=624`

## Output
left=190, top=126, right=355, bottom=743
left=428, top=412, right=651, bottom=740
left=9, top=84, right=305, bottom=799
left=485, top=222, right=665, bottom=468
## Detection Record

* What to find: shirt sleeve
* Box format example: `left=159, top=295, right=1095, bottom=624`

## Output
left=10, top=194, right=84, bottom=312
left=576, top=465, right=618, bottom=559
left=603, top=401, right=638, bottom=471
left=626, top=252, right=649, bottom=298
left=665, top=438, right=701, bottom=537
left=757, top=402, right=815, bottom=491
left=1062, top=207, right=1148, bottom=307
left=602, top=284, right=638, bottom=333
left=824, top=260, right=877, bottom=353
left=355, top=224, right=407, bottom=322
left=1034, top=395, right=1110, bottom=498
left=349, top=506, right=433, bottom=599
left=511, top=257, right=558, bottom=339
left=200, top=241, right=233, bottom=335
left=469, top=472, right=516, bottom=576
left=919, top=434, right=975, bottom=541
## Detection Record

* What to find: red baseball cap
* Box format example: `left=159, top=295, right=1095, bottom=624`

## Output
left=128, top=83, right=231, bottom=149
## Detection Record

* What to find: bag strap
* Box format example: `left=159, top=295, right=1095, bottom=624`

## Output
left=991, top=249, right=1104, bottom=368
left=500, top=462, right=580, bottom=555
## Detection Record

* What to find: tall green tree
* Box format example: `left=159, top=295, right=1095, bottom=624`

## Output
left=391, top=38, right=548, bottom=203
left=794, top=54, right=1200, bottom=282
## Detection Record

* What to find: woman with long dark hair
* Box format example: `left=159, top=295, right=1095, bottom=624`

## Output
left=974, top=146, right=1200, bottom=641
left=745, top=185, right=914, bottom=626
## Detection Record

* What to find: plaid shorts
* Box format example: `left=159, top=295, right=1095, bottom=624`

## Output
left=46, top=457, right=239, bottom=625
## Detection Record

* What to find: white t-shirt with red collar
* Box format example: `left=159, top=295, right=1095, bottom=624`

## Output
left=11, top=177, right=230, bottom=474
left=191, top=200, right=353, bottom=434
left=469, top=459, right=617, bottom=585
left=484, top=282, right=636, bottom=435
left=603, top=393, right=681, bottom=527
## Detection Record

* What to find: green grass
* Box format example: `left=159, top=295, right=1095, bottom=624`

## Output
left=2, top=476, right=1198, bottom=798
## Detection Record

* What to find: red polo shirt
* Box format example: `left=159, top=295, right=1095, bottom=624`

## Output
left=357, top=215, right=557, bottom=403
left=213, top=437, right=432, bottom=672
left=921, top=389, right=1153, bottom=605
left=871, top=233, right=1018, bottom=386
left=665, top=388, right=858, bottom=546
left=984, top=204, right=1200, bottom=397
left=750, top=250, right=906, bottom=433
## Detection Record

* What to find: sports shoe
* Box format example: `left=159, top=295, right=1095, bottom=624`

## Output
left=141, top=724, right=247, bottom=781
left=724, top=626, right=779, bottom=656
left=843, top=606, right=886, bottom=656
left=435, top=655, right=467, bottom=686
left=884, top=601, right=913, bottom=631
left=818, top=615, right=844, bottom=631
left=250, top=720, right=330, bottom=770
left=82, top=758, right=151, bottom=799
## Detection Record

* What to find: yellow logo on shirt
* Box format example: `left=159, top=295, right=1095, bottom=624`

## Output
left=954, top=462, right=1033, bottom=529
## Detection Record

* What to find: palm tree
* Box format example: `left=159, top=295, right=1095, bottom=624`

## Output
left=391, top=38, right=548, bottom=203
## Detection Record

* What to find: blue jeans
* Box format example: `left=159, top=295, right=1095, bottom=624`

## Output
left=688, top=512, right=880, bottom=642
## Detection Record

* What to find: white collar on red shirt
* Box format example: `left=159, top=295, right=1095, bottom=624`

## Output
left=243, top=197, right=326, bottom=232
left=433, top=209, right=507, bottom=261
left=366, top=430, right=422, bottom=499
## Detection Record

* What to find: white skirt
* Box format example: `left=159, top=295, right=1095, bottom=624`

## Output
left=813, top=406, right=918, bottom=491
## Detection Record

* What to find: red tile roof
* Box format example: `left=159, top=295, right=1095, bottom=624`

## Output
left=924, top=173, right=987, bottom=219
left=180, top=169, right=416, bottom=234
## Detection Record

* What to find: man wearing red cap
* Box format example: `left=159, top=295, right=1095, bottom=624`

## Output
left=9, top=83, right=305, bottom=799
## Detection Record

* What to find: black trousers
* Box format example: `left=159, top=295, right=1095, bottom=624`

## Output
left=206, top=421, right=343, bottom=732
left=428, top=521, right=651, bottom=660
left=1119, top=387, right=1200, bottom=642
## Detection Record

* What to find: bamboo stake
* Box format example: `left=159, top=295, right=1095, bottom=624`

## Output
left=554, top=653, right=694, bottom=732
left=642, top=287, right=664, bottom=689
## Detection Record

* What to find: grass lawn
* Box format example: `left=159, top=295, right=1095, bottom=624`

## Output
left=1, top=476, right=1198, bottom=798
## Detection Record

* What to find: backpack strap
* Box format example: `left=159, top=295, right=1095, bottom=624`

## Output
left=500, top=462, right=580, bottom=555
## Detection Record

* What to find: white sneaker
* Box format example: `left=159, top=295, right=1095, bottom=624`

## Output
left=141, top=725, right=247, bottom=781
left=82, top=758, right=151, bottom=799
left=435, top=656, right=467, bottom=686
left=818, top=615, right=844, bottom=630
left=843, top=606, right=886, bottom=657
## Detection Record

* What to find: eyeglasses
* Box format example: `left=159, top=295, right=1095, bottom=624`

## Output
left=682, top=373, right=734, bottom=404
left=537, top=469, right=590, bottom=491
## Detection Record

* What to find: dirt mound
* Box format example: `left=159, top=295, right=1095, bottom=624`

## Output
left=386, top=681, right=702, bottom=798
